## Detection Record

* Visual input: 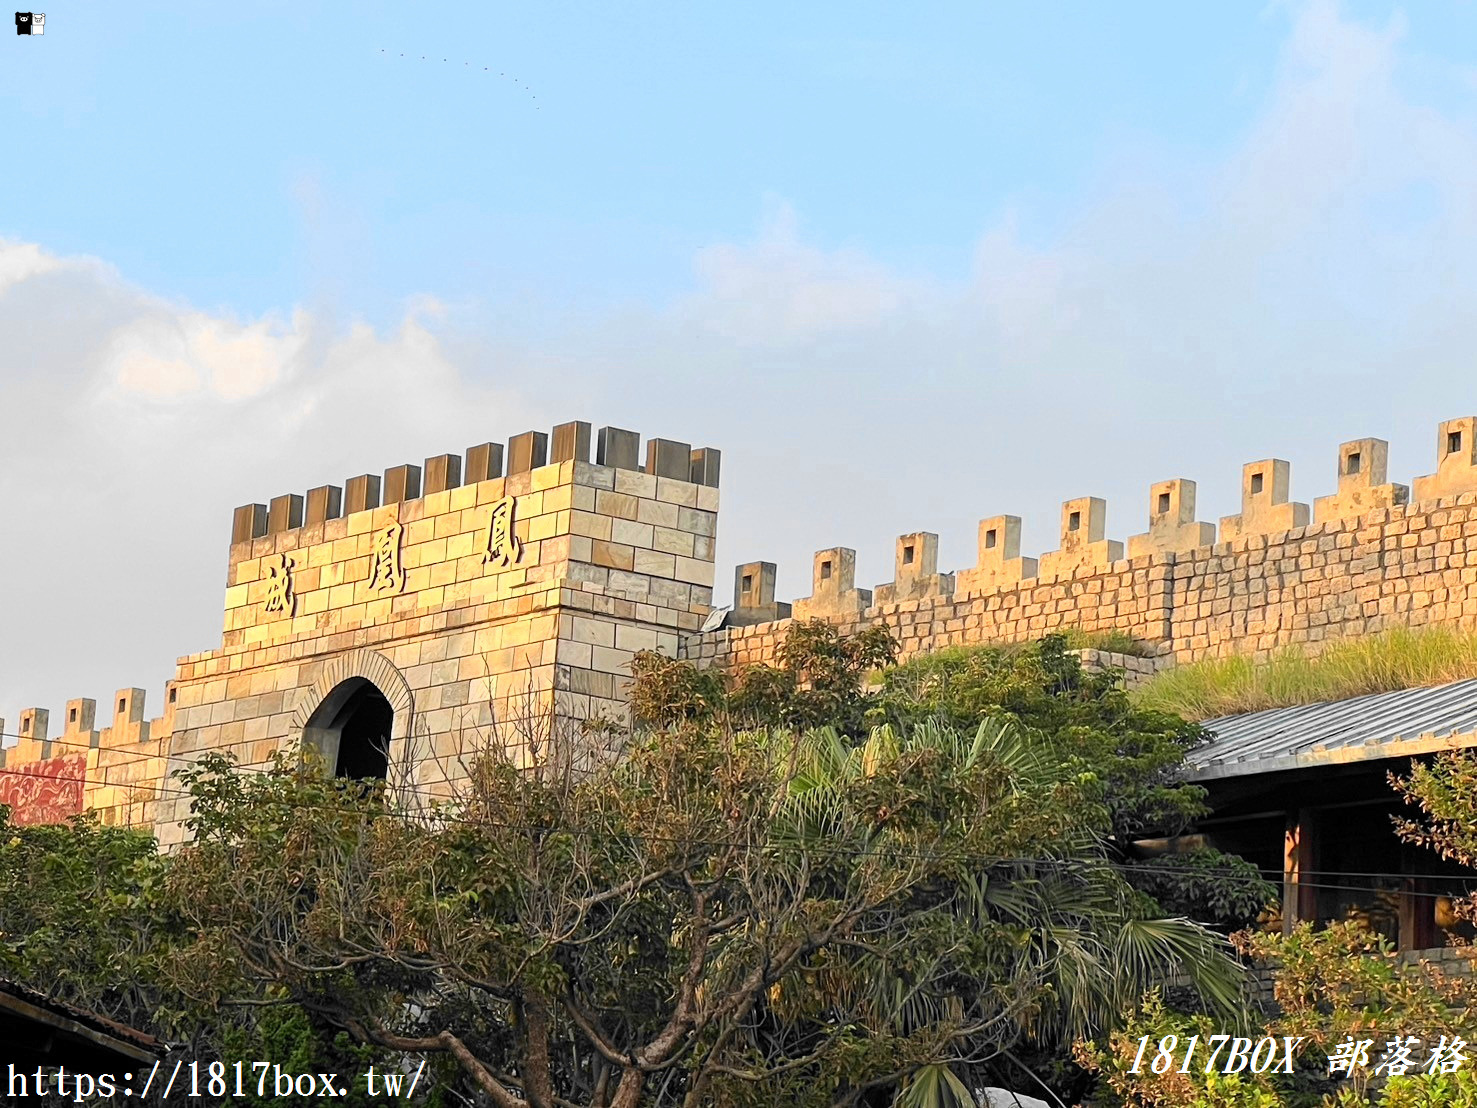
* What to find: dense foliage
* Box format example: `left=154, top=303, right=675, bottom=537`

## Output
left=628, top=619, right=897, bottom=734
left=1394, top=749, right=1477, bottom=925
left=155, top=714, right=1241, bottom=1107
left=0, top=625, right=1289, bottom=1106
left=632, top=627, right=1277, bottom=934
left=870, top=634, right=1212, bottom=843
left=636, top=626, right=1210, bottom=842
left=1127, top=849, right=1279, bottom=934
left=0, top=810, right=165, bottom=1021
left=0, top=805, right=403, bottom=1107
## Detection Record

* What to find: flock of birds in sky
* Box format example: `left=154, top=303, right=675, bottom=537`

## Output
left=379, top=48, right=539, bottom=108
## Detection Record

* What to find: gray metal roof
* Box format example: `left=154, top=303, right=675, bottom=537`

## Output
left=1185, top=678, right=1477, bottom=781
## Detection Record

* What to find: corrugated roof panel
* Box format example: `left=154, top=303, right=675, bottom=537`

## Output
left=1185, top=678, right=1477, bottom=780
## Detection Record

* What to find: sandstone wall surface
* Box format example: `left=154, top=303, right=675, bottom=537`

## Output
left=2, top=422, right=721, bottom=843
left=685, top=495, right=1477, bottom=674
left=14, top=419, right=1477, bottom=840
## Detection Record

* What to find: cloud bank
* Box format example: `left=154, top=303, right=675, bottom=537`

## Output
left=0, top=252, right=548, bottom=728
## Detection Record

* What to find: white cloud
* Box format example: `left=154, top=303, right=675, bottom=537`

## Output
left=678, top=203, right=930, bottom=344
left=0, top=240, right=61, bottom=295
left=0, top=247, right=548, bottom=729
left=105, top=309, right=308, bottom=400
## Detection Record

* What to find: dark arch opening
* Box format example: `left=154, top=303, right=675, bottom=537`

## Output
left=302, top=677, right=394, bottom=781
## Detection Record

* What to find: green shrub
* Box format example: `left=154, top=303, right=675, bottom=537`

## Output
left=1079, top=920, right=1477, bottom=1107
left=1058, top=626, right=1156, bottom=657
left=1127, top=847, right=1278, bottom=932
left=874, top=634, right=1211, bottom=842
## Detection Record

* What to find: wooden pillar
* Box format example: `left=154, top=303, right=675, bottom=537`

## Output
left=1399, top=848, right=1437, bottom=952
left=1283, top=807, right=1318, bottom=934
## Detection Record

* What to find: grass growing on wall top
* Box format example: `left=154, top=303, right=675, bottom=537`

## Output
left=1056, top=627, right=1153, bottom=657
left=1132, top=626, right=1477, bottom=721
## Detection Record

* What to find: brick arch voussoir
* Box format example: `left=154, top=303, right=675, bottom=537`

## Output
left=290, top=648, right=415, bottom=733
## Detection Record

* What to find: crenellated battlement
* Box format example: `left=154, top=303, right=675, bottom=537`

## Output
left=0, top=683, right=175, bottom=829
left=228, top=420, right=722, bottom=559
left=691, top=414, right=1477, bottom=676
left=720, top=416, right=1477, bottom=622
left=5, top=416, right=725, bottom=841
left=23, top=409, right=1477, bottom=841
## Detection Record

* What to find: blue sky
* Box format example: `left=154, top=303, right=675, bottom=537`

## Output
left=7, top=1, right=1477, bottom=722
left=2, top=2, right=1387, bottom=316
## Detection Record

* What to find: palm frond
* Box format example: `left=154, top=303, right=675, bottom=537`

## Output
left=1111, top=916, right=1247, bottom=1024
left=895, top=1063, right=975, bottom=1108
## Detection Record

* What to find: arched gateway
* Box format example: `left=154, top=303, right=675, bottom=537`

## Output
left=291, top=649, right=414, bottom=782
left=99, top=421, right=716, bottom=850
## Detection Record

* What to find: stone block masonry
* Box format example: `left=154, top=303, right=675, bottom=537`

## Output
left=18, top=411, right=1477, bottom=843
left=3, top=421, right=720, bottom=847
left=683, top=418, right=1477, bottom=678
left=955, top=516, right=1036, bottom=597
left=1128, top=479, right=1215, bottom=558
left=1313, top=439, right=1408, bottom=524
left=1220, top=460, right=1309, bottom=543
left=873, top=533, right=954, bottom=605
left=0, top=685, right=173, bottom=830
left=1038, top=498, right=1123, bottom=581
left=792, top=548, right=871, bottom=619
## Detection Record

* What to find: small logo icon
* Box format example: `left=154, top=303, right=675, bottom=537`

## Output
left=14, top=12, right=42, bottom=35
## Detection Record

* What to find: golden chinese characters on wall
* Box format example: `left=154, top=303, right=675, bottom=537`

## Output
left=367, top=517, right=406, bottom=595
left=261, top=496, right=523, bottom=619
left=485, top=495, right=523, bottom=568
left=261, top=553, right=295, bottom=618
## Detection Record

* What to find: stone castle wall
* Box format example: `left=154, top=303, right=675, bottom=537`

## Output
left=684, top=418, right=1477, bottom=673
left=1, top=421, right=720, bottom=843
left=13, top=413, right=1477, bottom=839
left=0, top=690, right=170, bottom=829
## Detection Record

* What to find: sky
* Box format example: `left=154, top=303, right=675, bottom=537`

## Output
left=6, top=0, right=1477, bottom=730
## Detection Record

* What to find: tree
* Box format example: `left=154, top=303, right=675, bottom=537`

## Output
left=872, top=634, right=1210, bottom=843
left=0, top=805, right=397, bottom=1108
left=159, top=714, right=1242, bottom=1108
left=631, top=631, right=1276, bottom=934
left=1393, top=749, right=1477, bottom=924
left=0, top=807, right=167, bottom=1022
left=777, top=719, right=1243, bottom=1106
left=628, top=619, right=896, bottom=735
left=624, top=629, right=1276, bottom=1101
left=870, top=635, right=1277, bottom=932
